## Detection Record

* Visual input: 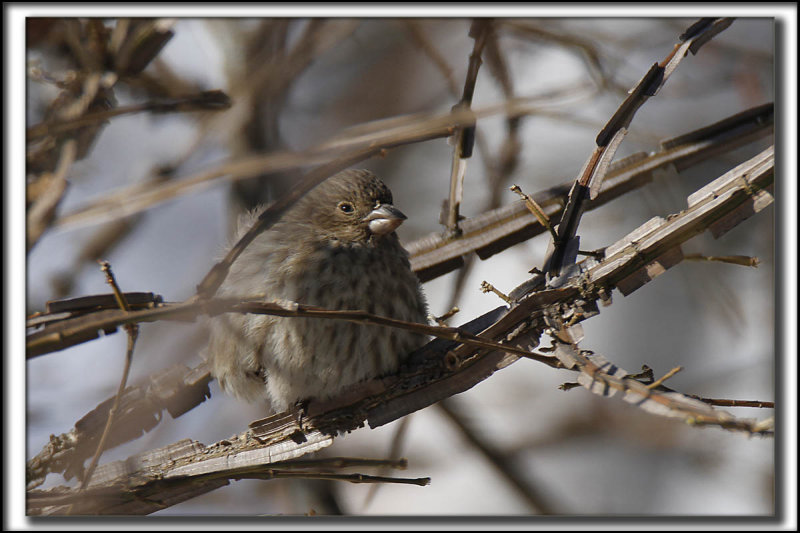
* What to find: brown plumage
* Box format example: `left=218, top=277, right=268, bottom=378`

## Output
left=207, top=169, right=429, bottom=412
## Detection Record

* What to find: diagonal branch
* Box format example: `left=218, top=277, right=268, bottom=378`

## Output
left=544, top=17, right=735, bottom=281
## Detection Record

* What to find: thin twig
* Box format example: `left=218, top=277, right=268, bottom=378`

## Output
left=683, top=254, right=760, bottom=267
left=77, top=262, right=139, bottom=493
left=690, top=397, right=774, bottom=409
left=432, top=306, right=460, bottom=326
left=98, top=261, right=131, bottom=313
left=222, top=469, right=430, bottom=487
left=272, top=456, right=409, bottom=471
left=27, top=295, right=564, bottom=369
left=647, top=366, right=683, bottom=389
left=480, top=281, right=513, bottom=304
left=29, top=463, right=429, bottom=513
left=228, top=300, right=562, bottom=368
left=510, top=184, right=558, bottom=240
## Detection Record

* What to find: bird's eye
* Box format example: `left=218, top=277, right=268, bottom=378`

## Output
left=338, top=201, right=355, bottom=214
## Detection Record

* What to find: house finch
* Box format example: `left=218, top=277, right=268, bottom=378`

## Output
left=207, top=169, right=429, bottom=412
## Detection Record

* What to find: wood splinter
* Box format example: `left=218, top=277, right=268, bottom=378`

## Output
left=480, top=281, right=512, bottom=304
left=510, top=184, right=558, bottom=240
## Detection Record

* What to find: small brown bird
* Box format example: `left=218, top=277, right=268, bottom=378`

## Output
left=207, top=169, right=429, bottom=412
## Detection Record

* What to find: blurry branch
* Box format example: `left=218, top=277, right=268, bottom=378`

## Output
left=224, top=18, right=298, bottom=209
left=47, top=170, right=170, bottom=299
left=52, top=84, right=596, bottom=232
left=227, top=19, right=358, bottom=109
left=28, top=91, right=230, bottom=286
left=501, top=20, right=628, bottom=94
left=28, top=22, right=264, bottom=297
left=26, top=65, right=113, bottom=252
left=108, top=18, right=176, bottom=76
left=127, top=55, right=205, bottom=97
left=438, top=397, right=559, bottom=514
left=402, top=20, right=461, bottom=95
left=363, top=26, right=527, bottom=498
left=361, top=415, right=412, bottom=511
left=27, top=144, right=774, bottom=513
left=26, top=18, right=230, bottom=253
left=403, top=19, right=478, bottom=313
left=481, top=22, right=524, bottom=211
left=49, top=109, right=455, bottom=230
left=27, top=139, right=76, bottom=252
left=26, top=91, right=231, bottom=140
left=27, top=68, right=114, bottom=172
left=222, top=19, right=360, bottom=208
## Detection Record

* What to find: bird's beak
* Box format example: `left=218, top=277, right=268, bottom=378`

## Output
left=364, top=203, right=407, bottom=235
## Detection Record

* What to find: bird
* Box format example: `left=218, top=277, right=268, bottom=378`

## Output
left=206, top=169, right=429, bottom=413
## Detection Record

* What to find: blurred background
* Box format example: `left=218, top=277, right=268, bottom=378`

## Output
left=23, top=14, right=777, bottom=517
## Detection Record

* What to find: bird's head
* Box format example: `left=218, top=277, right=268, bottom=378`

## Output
left=298, top=169, right=408, bottom=246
